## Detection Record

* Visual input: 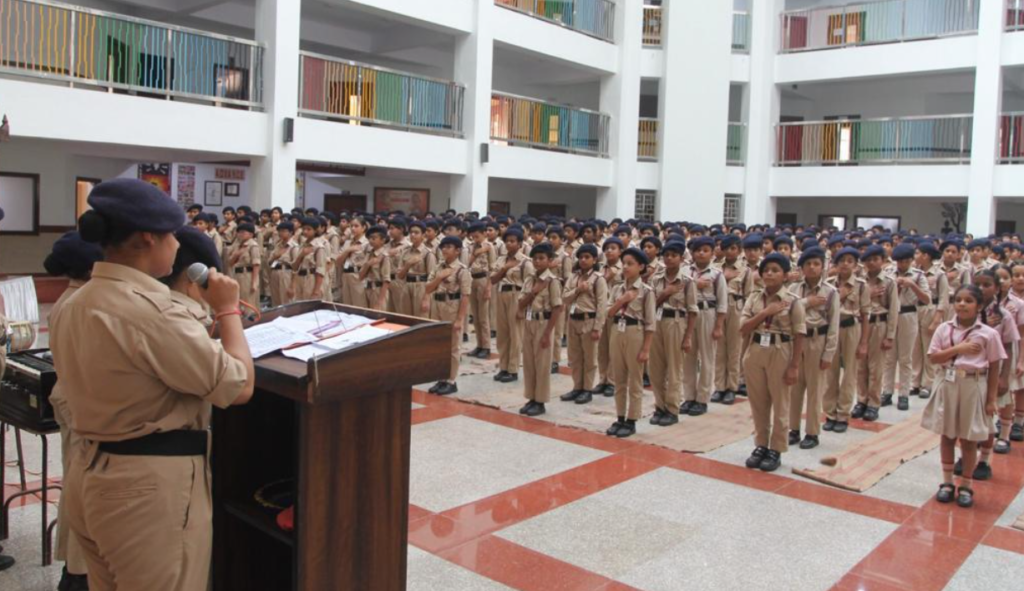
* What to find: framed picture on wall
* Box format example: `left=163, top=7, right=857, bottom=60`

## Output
left=0, top=172, right=40, bottom=235
left=204, top=181, right=223, bottom=206
left=225, top=182, right=240, bottom=197
left=855, top=216, right=900, bottom=233
left=489, top=201, right=511, bottom=216
left=373, top=187, right=429, bottom=215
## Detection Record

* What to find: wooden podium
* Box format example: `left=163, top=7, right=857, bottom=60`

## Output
left=211, top=301, right=450, bottom=591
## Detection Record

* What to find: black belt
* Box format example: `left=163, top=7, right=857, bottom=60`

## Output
left=932, top=297, right=940, bottom=305
left=806, top=325, right=829, bottom=337
left=696, top=300, right=718, bottom=310
left=899, top=305, right=917, bottom=314
left=614, top=315, right=641, bottom=326
left=660, top=309, right=686, bottom=319
left=570, top=312, right=597, bottom=320
left=406, top=275, right=427, bottom=283
left=98, top=430, right=207, bottom=457
left=434, top=292, right=462, bottom=301
left=471, top=271, right=488, bottom=279
left=366, top=281, right=385, bottom=288
left=839, top=316, right=858, bottom=329
left=297, top=270, right=312, bottom=277
left=869, top=313, right=888, bottom=324
left=754, top=332, right=791, bottom=344
left=341, top=268, right=357, bottom=273
left=233, top=266, right=254, bottom=273
left=499, top=285, right=522, bottom=292
left=528, top=311, right=553, bottom=320
left=730, top=293, right=745, bottom=301
left=271, top=263, right=292, bottom=271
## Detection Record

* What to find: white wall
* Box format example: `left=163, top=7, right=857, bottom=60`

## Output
left=303, top=173, right=454, bottom=213
left=780, top=73, right=976, bottom=121
left=489, top=179, right=597, bottom=219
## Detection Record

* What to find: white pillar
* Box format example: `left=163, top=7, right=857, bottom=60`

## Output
left=250, top=0, right=300, bottom=212
left=596, top=0, right=643, bottom=221
left=742, top=0, right=783, bottom=226
left=657, top=0, right=732, bottom=223
left=451, top=1, right=494, bottom=215
left=966, top=0, right=1004, bottom=236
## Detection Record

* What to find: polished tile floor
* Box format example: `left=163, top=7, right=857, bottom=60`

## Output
left=4, top=343, right=1024, bottom=589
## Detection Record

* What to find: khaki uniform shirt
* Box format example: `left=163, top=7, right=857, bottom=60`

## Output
left=270, top=238, right=300, bottom=271
left=430, top=259, right=472, bottom=298
left=387, top=238, right=410, bottom=280
left=365, top=246, right=393, bottom=286
left=206, top=229, right=223, bottom=255
left=942, top=262, right=969, bottom=305
left=790, top=280, right=840, bottom=362
left=169, top=291, right=212, bottom=329
left=741, top=288, right=808, bottom=339
left=827, top=274, right=871, bottom=320
left=520, top=269, right=563, bottom=316
left=230, top=238, right=261, bottom=273
left=894, top=267, right=931, bottom=309
left=47, top=280, right=85, bottom=411
left=299, top=236, right=329, bottom=277
left=220, top=221, right=237, bottom=248
left=494, top=251, right=533, bottom=288
left=865, top=272, right=900, bottom=340
left=603, top=260, right=624, bottom=291
left=651, top=269, right=698, bottom=315
left=685, top=263, right=729, bottom=314
left=563, top=269, right=609, bottom=332
left=400, top=243, right=437, bottom=279
left=548, top=248, right=573, bottom=285
left=342, top=236, right=370, bottom=273
left=50, top=263, right=247, bottom=442
left=609, top=277, right=657, bottom=332
left=924, top=263, right=951, bottom=315
left=469, top=241, right=497, bottom=278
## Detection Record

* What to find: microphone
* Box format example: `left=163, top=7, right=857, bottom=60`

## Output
left=186, top=262, right=210, bottom=289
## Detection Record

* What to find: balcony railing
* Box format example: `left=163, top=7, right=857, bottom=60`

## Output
left=1000, top=112, right=1024, bottom=163
left=298, top=52, right=465, bottom=137
left=495, top=0, right=615, bottom=42
left=733, top=12, right=751, bottom=53
left=643, top=6, right=662, bottom=46
left=1010, top=0, right=1024, bottom=31
left=776, top=115, right=973, bottom=165
left=638, top=117, right=657, bottom=160
left=490, top=92, right=610, bottom=157
left=727, top=122, right=746, bottom=165
left=780, top=0, right=980, bottom=53
left=0, top=0, right=263, bottom=108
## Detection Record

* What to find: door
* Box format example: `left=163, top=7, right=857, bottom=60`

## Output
left=996, top=220, right=1017, bottom=235
left=324, top=194, right=367, bottom=214
left=776, top=213, right=798, bottom=227
left=527, top=203, right=567, bottom=219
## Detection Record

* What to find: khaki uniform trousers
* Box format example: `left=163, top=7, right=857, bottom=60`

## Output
left=52, top=399, right=87, bottom=574
left=431, top=299, right=461, bottom=381
left=405, top=281, right=428, bottom=319
left=743, top=340, right=793, bottom=452
left=882, top=311, right=918, bottom=396
left=341, top=271, right=367, bottom=307
left=598, top=317, right=615, bottom=384
left=260, top=254, right=271, bottom=298
left=567, top=317, right=600, bottom=391
left=650, top=316, right=687, bottom=417
left=611, top=325, right=645, bottom=420
left=470, top=277, right=491, bottom=349
left=715, top=297, right=744, bottom=393
left=824, top=322, right=861, bottom=421
left=389, top=279, right=410, bottom=315
left=791, top=332, right=828, bottom=436
left=366, top=284, right=389, bottom=311
left=552, top=311, right=566, bottom=365
left=270, top=269, right=292, bottom=307
left=856, top=320, right=889, bottom=407
left=490, top=294, right=499, bottom=347
left=495, top=289, right=524, bottom=374
left=64, top=450, right=212, bottom=591
left=683, top=308, right=717, bottom=403
left=295, top=272, right=319, bottom=301
left=522, top=317, right=554, bottom=403
left=236, top=271, right=258, bottom=308
left=912, top=306, right=938, bottom=390
left=323, top=266, right=336, bottom=303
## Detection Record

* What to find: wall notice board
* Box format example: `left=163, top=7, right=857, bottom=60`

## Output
left=0, top=172, right=40, bottom=234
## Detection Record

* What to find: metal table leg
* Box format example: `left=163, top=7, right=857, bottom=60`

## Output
left=14, top=427, right=25, bottom=490
left=41, top=434, right=50, bottom=566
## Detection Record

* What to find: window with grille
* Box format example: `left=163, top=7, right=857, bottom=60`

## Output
left=724, top=195, right=741, bottom=224
left=635, top=191, right=656, bottom=222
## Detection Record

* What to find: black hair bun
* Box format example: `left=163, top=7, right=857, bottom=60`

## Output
left=78, top=210, right=108, bottom=244
left=42, top=253, right=66, bottom=277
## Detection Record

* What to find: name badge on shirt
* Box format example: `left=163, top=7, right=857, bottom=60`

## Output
left=569, top=303, right=577, bottom=316
left=526, top=308, right=533, bottom=321
left=759, top=334, right=771, bottom=348
left=945, top=367, right=957, bottom=383
left=618, top=317, right=626, bottom=332
left=656, top=307, right=664, bottom=322
left=344, top=260, right=353, bottom=270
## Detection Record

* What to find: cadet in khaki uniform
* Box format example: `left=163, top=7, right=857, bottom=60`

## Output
left=43, top=231, right=103, bottom=590
left=517, top=243, right=564, bottom=417
left=289, top=218, right=329, bottom=301
left=227, top=222, right=261, bottom=306
left=712, top=235, right=745, bottom=405
left=913, top=242, right=950, bottom=399
left=50, top=179, right=254, bottom=591
left=194, top=212, right=223, bottom=255
left=741, top=252, right=807, bottom=472
left=491, top=229, right=532, bottom=383
left=648, top=241, right=697, bottom=426
left=682, top=236, right=728, bottom=417
left=885, top=243, right=931, bottom=411
left=398, top=221, right=436, bottom=319
left=467, top=223, right=496, bottom=359
left=422, top=236, right=472, bottom=396
left=738, top=234, right=765, bottom=397
left=823, top=247, right=871, bottom=433
left=268, top=222, right=300, bottom=307
left=941, top=240, right=969, bottom=321
left=385, top=219, right=411, bottom=315
left=337, top=217, right=370, bottom=307
left=219, top=206, right=237, bottom=260
left=604, top=247, right=656, bottom=438
left=559, top=244, right=609, bottom=405
left=486, top=222, right=507, bottom=339
left=161, top=226, right=222, bottom=327
left=360, top=226, right=392, bottom=311
left=854, top=245, right=899, bottom=422
left=595, top=237, right=625, bottom=396
left=545, top=227, right=573, bottom=372
left=788, top=248, right=839, bottom=449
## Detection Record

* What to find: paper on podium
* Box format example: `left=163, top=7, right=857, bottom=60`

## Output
left=272, top=310, right=376, bottom=338
left=281, top=324, right=393, bottom=362
left=244, top=323, right=316, bottom=358
left=244, top=310, right=378, bottom=358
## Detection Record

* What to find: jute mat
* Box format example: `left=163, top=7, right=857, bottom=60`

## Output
left=1012, top=513, right=1024, bottom=533
left=793, top=413, right=939, bottom=492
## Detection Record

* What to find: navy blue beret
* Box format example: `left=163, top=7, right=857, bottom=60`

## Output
left=84, top=179, right=185, bottom=237
left=276, top=222, right=294, bottom=232
left=967, top=239, right=990, bottom=250
left=834, top=247, right=861, bottom=263
left=301, top=217, right=320, bottom=229
left=661, top=241, right=687, bottom=256
left=760, top=252, right=791, bottom=275
left=828, top=235, right=846, bottom=247
left=688, top=236, right=714, bottom=251
left=719, top=234, right=740, bottom=249
left=546, top=225, right=564, bottom=237
left=801, top=238, right=818, bottom=252
left=366, top=225, right=387, bottom=238
left=44, top=231, right=103, bottom=278
left=576, top=244, right=599, bottom=259
left=503, top=228, right=524, bottom=241
left=236, top=222, right=256, bottom=235
left=602, top=237, right=624, bottom=251
left=409, top=221, right=426, bottom=232
left=467, top=222, right=486, bottom=234
left=891, top=243, right=916, bottom=261
left=992, top=245, right=1005, bottom=257
left=798, top=247, right=826, bottom=267
left=939, top=239, right=962, bottom=252
left=530, top=242, right=554, bottom=258
left=172, top=225, right=223, bottom=276
left=876, top=235, right=893, bottom=245
left=622, top=246, right=649, bottom=266
left=439, top=236, right=463, bottom=250
left=321, top=211, right=337, bottom=223
left=187, top=203, right=203, bottom=213
left=640, top=236, right=662, bottom=250
left=742, top=233, right=763, bottom=249
left=688, top=224, right=707, bottom=235
left=861, top=245, right=886, bottom=261
left=773, top=236, right=794, bottom=249
left=917, top=243, right=940, bottom=259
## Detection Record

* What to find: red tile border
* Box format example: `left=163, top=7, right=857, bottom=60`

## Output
left=982, top=526, right=1024, bottom=556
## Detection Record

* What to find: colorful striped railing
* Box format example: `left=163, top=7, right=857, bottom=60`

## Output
left=495, top=0, right=615, bottom=42
left=0, top=0, right=263, bottom=107
left=776, top=115, right=973, bottom=165
left=727, top=122, right=746, bottom=165
left=999, top=112, right=1024, bottom=163
left=638, top=117, right=657, bottom=160
left=643, top=6, right=661, bottom=46
left=490, top=92, right=610, bottom=157
left=298, top=52, right=465, bottom=136
left=1009, top=0, right=1024, bottom=31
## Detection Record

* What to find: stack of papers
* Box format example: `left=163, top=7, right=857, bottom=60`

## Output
left=244, top=310, right=380, bottom=358
left=281, top=324, right=393, bottom=362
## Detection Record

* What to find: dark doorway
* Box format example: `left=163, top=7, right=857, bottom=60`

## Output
left=527, top=203, right=567, bottom=219
left=324, top=194, right=366, bottom=214
left=776, top=212, right=798, bottom=226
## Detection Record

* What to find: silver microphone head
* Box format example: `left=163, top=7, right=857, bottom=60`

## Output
left=186, top=262, right=210, bottom=289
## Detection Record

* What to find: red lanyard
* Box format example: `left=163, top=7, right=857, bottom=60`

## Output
left=949, top=325, right=977, bottom=365
left=762, top=292, right=775, bottom=329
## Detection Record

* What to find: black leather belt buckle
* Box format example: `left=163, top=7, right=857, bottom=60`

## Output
left=99, top=430, right=207, bottom=457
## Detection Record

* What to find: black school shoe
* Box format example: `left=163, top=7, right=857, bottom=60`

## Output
left=603, top=384, right=615, bottom=397
left=897, top=396, right=910, bottom=411
left=851, top=403, right=867, bottom=419
left=575, top=391, right=593, bottom=405
left=497, top=372, right=519, bottom=383
left=957, top=486, right=974, bottom=508
left=881, top=393, right=893, bottom=407
left=936, top=483, right=955, bottom=504
left=759, top=449, right=782, bottom=472
left=658, top=413, right=679, bottom=426
left=650, top=408, right=667, bottom=425
left=823, top=419, right=836, bottom=431
left=788, top=430, right=801, bottom=446
left=524, top=402, right=546, bottom=417
left=561, top=389, right=583, bottom=402
left=710, top=390, right=725, bottom=403
left=721, top=390, right=736, bottom=405
left=862, top=407, right=880, bottom=422
left=494, top=371, right=509, bottom=382
left=468, top=347, right=482, bottom=358
left=551, top=362, right=559, bottom=374
left=909, top=387, right=920, bottom=398
left=428, top=381, right=444, bottom=393
left=520, top=401, right=537, bottom=415
left=687, top=402, right=708, bottom=417
left=615, top=420, right=637, bottom=438
left=679, top=400, right=694, bottom=415
left=435, top=382, right=458, bottom=396
left=474, top=348, right=491, bottom=359
left=973, top=461, right=993, bottom=481
left=643, top=374, right=651, bottom=388
left=832, top=421, right=849, bottom=433
left=1012, top=423, right=1024, bottom=442
left=58, top=566, right=87, bottom=591
left=736, top=384, right=748, bottom=396
left=919, top=388, right=931, bottom=399
left=745, top=446, right=768, bottom=469
left=606, top=418, right=626, bottom=436
left=463, top=333, right=469, bottom=343
left=799, top=435, right=819, bottom=450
